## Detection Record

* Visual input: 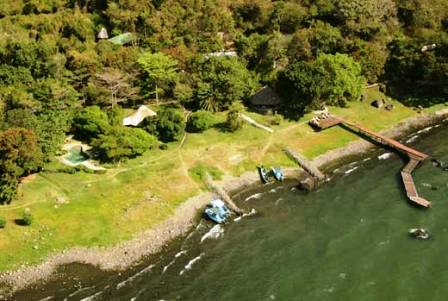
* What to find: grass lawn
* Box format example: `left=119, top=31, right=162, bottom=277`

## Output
left=0, top=87, right=444, bottom=271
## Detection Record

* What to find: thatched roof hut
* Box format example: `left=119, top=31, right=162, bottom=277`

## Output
left=249, top=86, right=282, bottom=113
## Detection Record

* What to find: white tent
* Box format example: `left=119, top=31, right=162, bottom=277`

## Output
left=122, top=105, right=157, bottom=126
left=97, top=27, right=109, bottom=39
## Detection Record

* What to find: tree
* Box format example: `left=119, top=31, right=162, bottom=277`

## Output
left=137, top=52, right=178, bottom=104
left=92, top=127, right=158, bottom=162
left=278, top=53, right=364, bottom=115
left=72, top=106, right=111, bottom=142
left=93, top=68, right=139, bottom=108
left=225, top=105, right=244, bottom=132
left=21, top=208, right=33, bottom=226
left=0, top=128, right=43, bottom=204
left=191, top=56, right=257, bottom=111
left=4, top=109, right=71, bottom=161
left=144, top=108, right=185, bottom=142
left=186, top=110, right=215, bottom=133
left=334, top=0, right=397, bottom=38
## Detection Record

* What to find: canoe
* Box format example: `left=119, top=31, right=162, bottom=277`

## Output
left=204, top=199, right=231, bottom=224
left=257, top=165, right=270, bottom=183
left=271, top=167, right=284, bottom=181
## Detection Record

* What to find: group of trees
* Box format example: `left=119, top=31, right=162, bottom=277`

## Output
left=0, top=0, right=447, bottom=203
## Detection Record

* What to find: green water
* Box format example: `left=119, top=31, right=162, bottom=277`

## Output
left=65, top=146, right=89, bottom=164
left=13, top=122, right=448, bottom=301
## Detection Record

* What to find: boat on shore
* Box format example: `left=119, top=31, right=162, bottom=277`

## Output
left=204, top=199, right=231, bottom=224
left=271, top=167, right=284, bottom=181
left=257, top=165, right=270, bottom=183
left=409, top=228, right=430, bottom=240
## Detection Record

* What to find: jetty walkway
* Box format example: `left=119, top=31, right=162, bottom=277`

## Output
left=310, top=115, right=430, bottom=207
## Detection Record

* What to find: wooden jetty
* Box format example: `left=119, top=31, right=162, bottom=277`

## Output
left=284, top=148, right=325, bottom=181
left=205, top=173, right=245, bottom=215
left=284, top=148, right=325, bottom=190
left=311, top=115, right=431, bottom=207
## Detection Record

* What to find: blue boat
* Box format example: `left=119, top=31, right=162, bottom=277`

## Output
left=204, top=199, right=231, bottom=224
left=271, top=167, right=284, bottom=181
left=257, top=165, right=270, bottom=183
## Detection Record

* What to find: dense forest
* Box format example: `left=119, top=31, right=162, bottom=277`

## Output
left=0, top=0, right=447, bottom=204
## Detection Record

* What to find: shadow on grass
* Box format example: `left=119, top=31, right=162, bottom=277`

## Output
left=213, top=121, right=231, bottom=133
left=14, top=219, right=29, bottom=226
left=386, top=81, right=448, bottom=108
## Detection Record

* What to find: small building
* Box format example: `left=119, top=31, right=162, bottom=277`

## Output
left=97, top=27, right=109, bottom=40
left=249, top=86, right=282, bottom=113
left=122, top=105, right=157, bottom=127
left=204, top=50, right=237, bottom=59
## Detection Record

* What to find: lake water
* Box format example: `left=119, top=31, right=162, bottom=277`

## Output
left=13, top=121, right=448, bottom=301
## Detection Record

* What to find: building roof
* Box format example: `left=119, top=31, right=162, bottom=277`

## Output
left=122, top=105, right=157, bottom=126
left=108, top=32, right=135, bottom=45
left=97, top=27, right=109, bottom=39
left=249, top=86, right=282, bottom=106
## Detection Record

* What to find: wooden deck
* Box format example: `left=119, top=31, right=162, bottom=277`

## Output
left=312, top=115, right=431, bottom=208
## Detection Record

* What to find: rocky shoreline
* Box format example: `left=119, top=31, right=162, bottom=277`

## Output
left=1, top=108, right=447, bottom=297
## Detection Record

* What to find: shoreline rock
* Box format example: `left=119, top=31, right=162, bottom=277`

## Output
left=1, top=108, right=447, bottom=296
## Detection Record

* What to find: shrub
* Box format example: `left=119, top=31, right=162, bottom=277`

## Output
left=186, top=110, right=215, bottom=133
left=0, top=216, right=6, bottom=228
left=144, top=108, right=185, bottom=142
left=226, top=110, right=243, bottom=132
left=73, top=106, right=111, bottom=142
left=22, top=209, right=33, bottom=226
left=92, top=127, right=158, bottom=162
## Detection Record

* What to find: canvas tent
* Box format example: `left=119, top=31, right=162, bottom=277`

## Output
left=122, top=105, right=157, bottom=126
left=97, top=27, right=109, bottom=39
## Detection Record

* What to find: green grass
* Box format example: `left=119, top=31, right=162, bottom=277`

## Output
left=0, top=87, right=445, bottom=271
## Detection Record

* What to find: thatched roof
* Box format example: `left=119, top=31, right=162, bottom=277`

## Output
left=123, top=105, right=157, bottom=126
left=97, top=27, right=109, bottom=39
left=249, top=86, right=282, bottom=106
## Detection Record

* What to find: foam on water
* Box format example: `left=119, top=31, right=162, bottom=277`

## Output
left=116, top=264, right=155, bottom=290
left=417, top=126, right=433, bottom=134
left=200, top=224, right=224, bottom=243
left=406, top=135, right=419, bottom=143
left=64, top=286, right=95, bottom=300
left=162, top=250, right=187, bottom=274
left=378, top=152, right=392, bottom=160
left=345, top=166, right=358, bottom=174
left=245, top=193, right=263, bottom=201
left=80, top=290, right=103, bottom=301
left=242, top=208, right=257, bottom=217
left=179, top=253, right=205, bottom=276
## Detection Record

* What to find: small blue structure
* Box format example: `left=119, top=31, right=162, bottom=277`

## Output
left=204, top=199, right=231, bottom=224
left=271, top=167, right=284, bottom=181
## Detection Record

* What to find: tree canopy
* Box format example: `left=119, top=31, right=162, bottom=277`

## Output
left=0, top=0, right=447, bottom=203
left=278, top=53, right=364, bottom=115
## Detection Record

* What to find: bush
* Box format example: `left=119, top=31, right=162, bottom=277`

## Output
left=72, top=106, right=110, bottom=142
left=22, top=209, right=33, bottom=226
left=144, top=108, right=185, bottom=142
left=92, top=127, right=158, bottom=162
left=186, top=110, right=215, bottom=133
left=226, top=110, right=243, bottom=132
left=0, top=216, right=6, bottom=228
